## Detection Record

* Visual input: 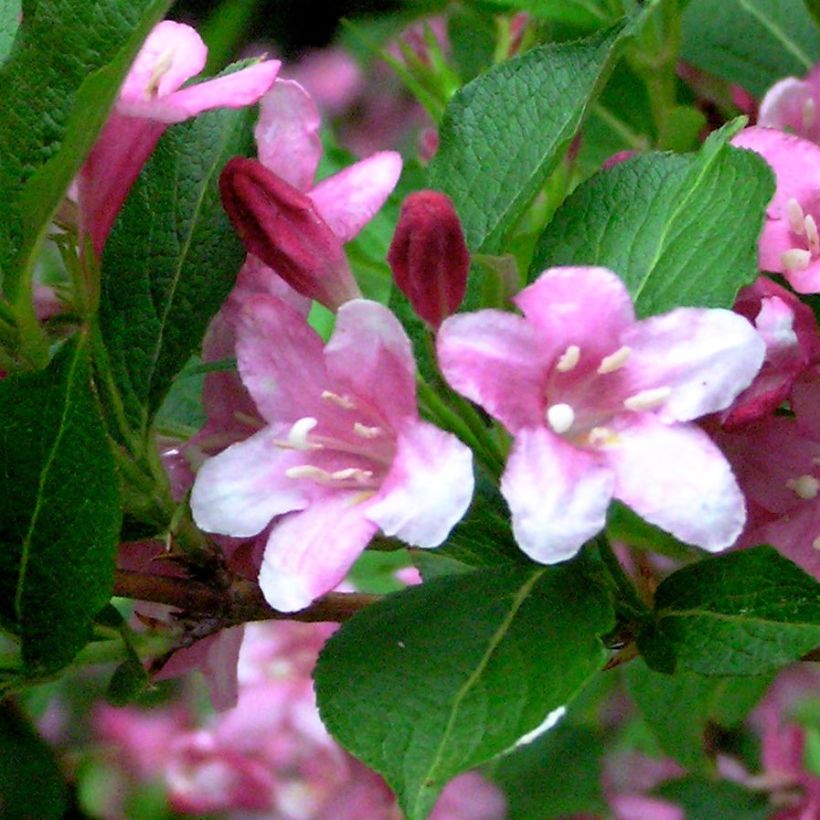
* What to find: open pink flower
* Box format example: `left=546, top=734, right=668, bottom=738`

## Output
left=191, top=296, right=473, bottom=611
left=759, top=64, right=820, bottom=144
left=438, top=266, right=765, bottom=564
left=78, top=20, right=279, bottom=255
left=732, top=126, right=820, bottom=292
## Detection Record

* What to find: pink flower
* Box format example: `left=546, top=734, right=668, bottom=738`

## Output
left=191, top=296, right=474, bottom=611
left=759, top=64, right=820, bottom=144
left=732, top=126, right=820, bottom=292
left=437, top=266, right=764, bottom=564
left=78, top=20, right=279, bottom=255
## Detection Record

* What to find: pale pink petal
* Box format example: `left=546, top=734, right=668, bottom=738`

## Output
left=258, top=493, right=378, bottom=612
left=758, top=77, right=820, bottom=142
left=191, top=427, right=309, bottom=537
left=501, top=427, right=614, bottom=564
left=514, top=267, right=635, bottom=360
left=619, top=308, right=765, bottom=422
left=324, top=299, right=417, bottom=426
left=119, top=21, right=206, bottom=104
left=236, top=294, right=330, bottom=423
left=606, top=416, right=746, bottom=551
left=255, top=79, right=322, bottom=190
left=437, top=309, right=550, bottom=432
left=144, top=61, right=280, bottom=125
left=233, top=254, right=311, bottom=316
left=365, top=421, right=473, bottom=547
left=309, top=151, right=403, bottom=242
left=751, top=503, right=820, bottom=580
left=430, top=772, right=506, bottom=820
left=610, top=794, right=684, bottom=820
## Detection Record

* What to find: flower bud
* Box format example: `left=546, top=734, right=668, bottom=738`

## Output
left=220, top=157, right=360, bottom=310
left=387, top=190, right=470, bottom=328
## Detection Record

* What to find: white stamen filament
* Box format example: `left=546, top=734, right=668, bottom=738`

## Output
left=546, top=403, right=575, bottom=435
left=804, top=97, right=817, bottom=131
left=146, top=49, right=175, bottom=97
left=782, top=248, right=812, bottom=271
left=287, top=416, right=319, bottom=449
left=321, top=390, right=356, bottom=409
left=787, top=198, right=806, bottom=235
left=786, top=474, right=820, bottom=500
left=353, top=422, right=383, bottom=439
left=598, top=346, right=631, bottom=374
left=285, top=465, right=374, bottom=485
left=813, top=535, right=820, bottom=551
left=285, top=465, right=333, bottom=481
left=623, top=386, right=672, bottom=412
left=555, top=345, right=581, bottom=372
left=806, top=215, right=820, bottom=256
left=331, top=468, right=374, bottom=483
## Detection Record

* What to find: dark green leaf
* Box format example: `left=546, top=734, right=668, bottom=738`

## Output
left=107, top=655, right=149, bottom=706
left=638, top=547, right=820, bottom=676
left=531, top=122, right=775, bottom=316
left=99, top=101, right=254, bottom=436
left=491, top=723, right=606, bottom=818
left=0, top=335, right=120, bottom=673
left=427, top=19, right=640, bottom=253
left=681, top=0, right=820, bottom=98
left=625, top=660, right=772, bottom=770
left=315, top=560, right=614, bottom=820
left=655, top=777, right=768, bottom=820
left=0, top=701, right=67, bottom=819
left=0, top=0, right=171, bottom=308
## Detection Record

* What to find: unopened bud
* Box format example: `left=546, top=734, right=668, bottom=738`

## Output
left=220, top=157, right=360, bottom=310
left=387, top=190, right=469, bottom=328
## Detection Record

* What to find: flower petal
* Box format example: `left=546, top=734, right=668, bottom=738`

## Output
left=255, top=79, right=321, bottom=190
left=437, top=309, right=549, bottom=432
left=365, top=421, right=474, bottom=547
left=514, top=267, right=635, bottom=360
left=258, top=493, right=378, bottom=611
left=309, top=151, right=403, bottom=242
left=324, top=300, right=418, bottom=426
left=619, top=307, right=765, bottom=422
left=607, top=415, right=746, bottom=551
left=501, top=427, right=614, bottom=564
left=236, top=294, right=330, bottom=423
left=191, top=427, right=309, bottom=537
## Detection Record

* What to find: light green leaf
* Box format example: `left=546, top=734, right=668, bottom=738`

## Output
left=638, top=547, right=820, bottom=676
left=99, top=101, right=254, bottom=437
left=0, top=0, right=20, bottom=64
left=681, top=0, right=820, bottom=97
left=530, top=121, right=775, bottom=316
left=427, top=17, right=644, bottom=253
left=315, top=560, right=614, bottom=820
left=0, top=336, right=121, bottom=672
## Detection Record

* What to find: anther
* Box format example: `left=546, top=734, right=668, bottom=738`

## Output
left=803, top=97, right=816, bottom=131
left=786, top=474, right=820, bottom=500
left=555, top=345, right=580, bottom=372
left=353, top=422, right=383, bottom=439
left=588, top=427, right=615, bottom=447
left=285, top=465, right=333, bottom=481
left=287, top=417, right=319, bottom=450
left=546, top=403, right=575, bottom=434
left=782, top=248, right=812, bottom=271
left=331, top=468, right=374, bottom=483
left=806, top=215, right=820, bottom=256
left=321, top=390, right=356, bottom=409
left=813, top=535, right=820, bottom=551
left=623, top=386, right=672, bottom=412
left=598, top=346, right=631, bottom=375
left=787, top=198, right=806, bottom=235
left=146, top=49, right=175, bottom=97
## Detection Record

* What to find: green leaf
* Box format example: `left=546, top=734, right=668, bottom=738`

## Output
left=0, top=701, right=67, bottom=819
left=0, top=0, right=20, bottom=64
left=625, top=660, right=772, bottom=770
left=490, top=723, right=606, bottom=818
left=0, top=336, right=120, bottom=673
left=427, top=18, right=642, bottom=254
left=99, top=101, right=254, bottom=437
left=315, top=560, right=614, bottom=820
left=655, top=777, right=768, bottom=819
left=530, top=122, right=775, bottom=316
left=638, top=547, right=820, bottom=676
left=0, top=0, right=172, bottom=311
left=681, top=0, right=820, bottom=98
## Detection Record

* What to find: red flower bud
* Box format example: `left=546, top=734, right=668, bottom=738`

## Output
left=387, top=190, right=470, bottom=328
left=220, top=157, right=360, bottom=310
